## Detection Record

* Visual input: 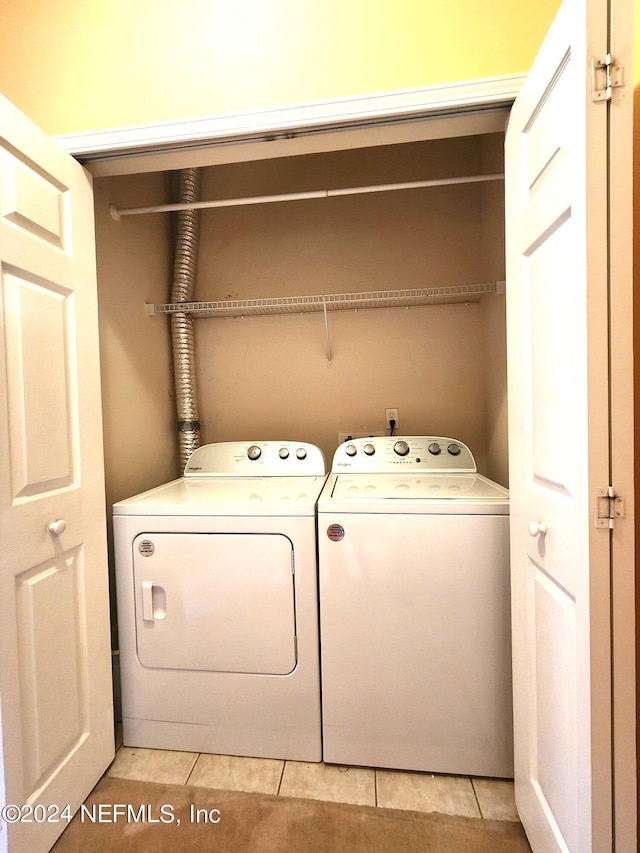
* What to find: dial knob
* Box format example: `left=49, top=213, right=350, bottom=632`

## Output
left=447, top=443, right=461, bottom=456
left=364, top=443, right=375, bottom=456
left=279, top=447, right=289, bottom=459
left=345, top=444, right=357, bottom=457
left=296, top=447, right=307, bottom=460
left=247, top=445, right=262, bottom=460
left=428, top=442, right=441, bottom=455
left=393, top=440, right=410, bottom=457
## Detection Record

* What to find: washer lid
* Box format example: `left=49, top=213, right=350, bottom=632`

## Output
left=113, top=475, right=328, bottom=517
left=319, top=472, right=509, bottom=514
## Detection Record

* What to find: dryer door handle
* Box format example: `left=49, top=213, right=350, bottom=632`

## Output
left=142, top=581, right=154, bottom=622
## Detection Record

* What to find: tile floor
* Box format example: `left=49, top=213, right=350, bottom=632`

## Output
left=107, top=730, right=520, bottom=823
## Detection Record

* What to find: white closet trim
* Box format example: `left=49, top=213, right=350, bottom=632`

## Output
left=54, top=74, right=524, bottom=167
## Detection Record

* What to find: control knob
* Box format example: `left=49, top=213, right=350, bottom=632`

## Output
left=428, top=442, right=441, bottom=455
left=296, top=447, right=307, bottom=460
left=393, top=440, right=410, bottom=457
left=364, top=443, right=375, bottom=456
left=345, top=444, right=357, bottom=457
left=447, top=443, right=461, bottom=456
left=247, top=445, right=262, bottom=460
left=279, top=447, right=289, bottom=459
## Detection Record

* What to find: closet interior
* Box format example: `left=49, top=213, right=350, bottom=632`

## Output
left=93, top=129, right=509, bottom=525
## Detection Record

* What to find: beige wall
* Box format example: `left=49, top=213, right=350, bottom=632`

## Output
left=196, top=305, right=493, bottom=469
left=95, top=133, right=508, bottom=494
left=94, top=172, right=177, bottom=505
left=0, top=0, right=562, bottom=135
left=480, top=137, right=509, bottom=487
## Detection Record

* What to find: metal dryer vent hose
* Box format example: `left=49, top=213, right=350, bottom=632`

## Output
left=170, top=168, right=201, bottom=472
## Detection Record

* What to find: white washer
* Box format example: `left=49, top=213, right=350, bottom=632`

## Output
left=114, top=440, right=327, bottom=761
left=317, top=436, right=512, bottom=777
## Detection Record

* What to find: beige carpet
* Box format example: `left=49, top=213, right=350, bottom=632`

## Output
left=51, top=775, right=532, bottom=852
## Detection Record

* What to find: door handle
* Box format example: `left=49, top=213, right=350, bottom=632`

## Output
left=48, top=519, right=67, bottom=535
left=528, top=520, right=547, bottom=537
left=142, top=581, right=154, bottom=622
left=141, top=582, right=166, bottom=622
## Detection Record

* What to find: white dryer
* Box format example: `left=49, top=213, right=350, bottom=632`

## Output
left=317, top=436, right=512, bottom=777
left=114, top=440, right=327, bottom=761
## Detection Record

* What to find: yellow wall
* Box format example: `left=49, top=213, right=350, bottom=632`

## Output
left=0, top=0, right=561, bottom=136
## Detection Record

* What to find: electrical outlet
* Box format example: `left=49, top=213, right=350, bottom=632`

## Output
left=385, top=408, right=399, bottom=430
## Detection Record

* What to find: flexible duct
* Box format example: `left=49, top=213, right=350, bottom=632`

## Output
left=170, top=168, right=201, bottom=472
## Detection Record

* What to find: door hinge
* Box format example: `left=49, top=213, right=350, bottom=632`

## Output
left=595, top=486, right=625, bottom=528
left=591, top=55, right=624, bottom=102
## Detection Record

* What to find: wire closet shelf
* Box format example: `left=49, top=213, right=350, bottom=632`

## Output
left=147, top=283, right=498, bottom=319
left=147, top=284, right=500, bottom=365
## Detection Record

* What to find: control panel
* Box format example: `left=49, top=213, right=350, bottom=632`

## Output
left=184, top=441, right=326, bottom=476
left=331, top=436, right=476, bottom=473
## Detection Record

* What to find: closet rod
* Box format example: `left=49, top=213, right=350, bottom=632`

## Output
left=109, top=173, right=505, bottom=219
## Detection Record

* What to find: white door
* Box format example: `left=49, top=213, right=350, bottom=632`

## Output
left=0, top=94, right=114, bottom=852
left=133, top=533, right=297, bottom=674
left=505, top=0, right=632, bottom=849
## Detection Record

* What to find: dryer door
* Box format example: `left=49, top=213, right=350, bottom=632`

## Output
left=132, top=532, right=296, bottom=675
